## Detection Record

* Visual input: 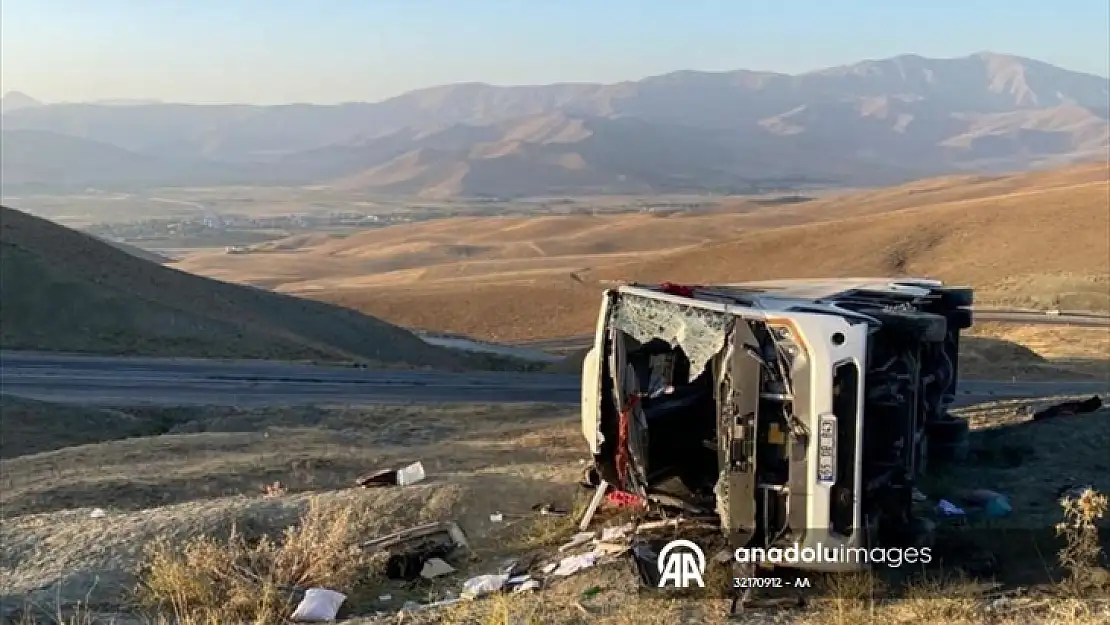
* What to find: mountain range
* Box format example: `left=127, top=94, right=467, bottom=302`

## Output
left=2, top=52, right=1107, bottom=197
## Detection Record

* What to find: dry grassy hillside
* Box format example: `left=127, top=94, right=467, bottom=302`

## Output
left=176, top=163, right=1109, bottom=341
left=0, top=206, right=481, bottom=368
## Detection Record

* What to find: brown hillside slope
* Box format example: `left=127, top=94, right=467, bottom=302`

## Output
left=0, top=206, right=474, bottom=367
left=302, top=163, right=1109, bottom=341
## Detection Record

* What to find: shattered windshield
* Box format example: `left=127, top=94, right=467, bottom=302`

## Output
left=610, top=294, right=733, bottom=381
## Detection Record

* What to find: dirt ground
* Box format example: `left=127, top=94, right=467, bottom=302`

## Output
left=2, top=393, right=1108, bottom=624
left=960, top=325, right=1110, bottom=381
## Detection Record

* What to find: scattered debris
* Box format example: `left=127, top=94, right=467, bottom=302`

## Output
left=1032, top=396, right=1103, bottom=421
left=262, top=481, right=288, bottom=497
left=88, top=508, right=107, bottom=519
left=513, top=578, right=542, bottom=593
left=378, top=594, right=392, bottom=602
left=354, top=461, right=427, bottom=488
left=461, top=574, right=509, bottom=599
left=419, top=558, right=456, bottom=579
left=531, top=502, right=569, bottom=516
left=551, top=550, right=602, bottom=577
left=559, top=531, right=597, bottom=552
left=489, top=512, right=504, bottom=523
left=362, top=521, right=469, bottom=554
left=290, top=588, right=347, bottom=622
left=498, top=554, right=535, bottom=577
left=936, top=499, right=966, bottom=517
left=631, top=541, right=663, bottom=587
left=648, top=492, right=708, bottom=514
left=605, top=489, right=648, bottom=509
left=599, top=523, right=633, bottom=542
left=355, top=469, right=397, bottom=488
left=579, top=479, right=610, bottom=530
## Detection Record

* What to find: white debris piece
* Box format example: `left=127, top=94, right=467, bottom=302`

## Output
left=558, top=531, right=597, bottom=552
left=936, top=499, right=966, bottom=517
left=461, top=574, right=509, bottom=599
left=514, top=578, right=542, bottom=593
left=551, top=550, right=602, bottom=577
left=396, top=461, right=426, bottom=486
left=290, top=588, right=347, bottom=622
left=599, top=523, right=633, bottom=542
left=420, top=558, right=456, bottom=579
left=89, top=508, right=107, bottom=519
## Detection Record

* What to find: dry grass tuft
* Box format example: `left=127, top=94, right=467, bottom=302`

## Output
left=137, top=497, right=372, bottom=624
left=1055, top=488, right=1110, bottom=594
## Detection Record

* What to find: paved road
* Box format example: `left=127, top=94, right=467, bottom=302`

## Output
left=1, top=351, right=1104, bottom=408
left=511, top=310, right=1110, bottom=353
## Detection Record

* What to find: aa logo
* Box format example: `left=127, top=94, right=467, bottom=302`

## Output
left=657, top=539, right=706, bottom=588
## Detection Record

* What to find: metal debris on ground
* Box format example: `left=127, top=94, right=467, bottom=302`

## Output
left=355, top=461, right=427, bottom=488
left=362, top=521, right=469, bottom=553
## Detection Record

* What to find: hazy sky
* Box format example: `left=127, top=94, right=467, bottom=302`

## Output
left=3, top=0, right=1108, bottom=105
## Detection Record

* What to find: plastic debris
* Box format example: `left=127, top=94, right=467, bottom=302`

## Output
left=936, top=499, right=966, bottom=517
left=551, top=550, right=601, bottom=577
left=396, top=461, right=426, bottom=486
left=912, top=488, right=928, bottom=502
left=461, top=574, right=509, bottom=599
left=605, top=489, right=648, bottom=509
left=89, top=508, right=107, bottom=519
left=290, top=588, right=347, bottom=622
left=489, top=512, right=504, bottom=523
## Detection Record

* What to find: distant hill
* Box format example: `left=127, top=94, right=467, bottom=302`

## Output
left=0, top=91, right=41, bottom=114
left=0, top=206, right=477, bottom=367
left=2, top=53, right=1107, bottom=196
left=178, top=163, right=1108, bottom=341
